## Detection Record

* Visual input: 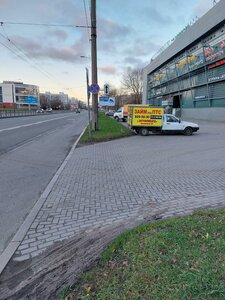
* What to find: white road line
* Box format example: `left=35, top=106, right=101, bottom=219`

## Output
left=0, top=116, right=68, bottom=133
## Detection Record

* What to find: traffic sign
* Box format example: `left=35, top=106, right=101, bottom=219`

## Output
left=89, top=83, right=100, bottom=94
left=104, top=84, right=110, bottom=95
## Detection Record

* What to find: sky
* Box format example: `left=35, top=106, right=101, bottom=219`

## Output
left=0, top=0, right=220, bottom=102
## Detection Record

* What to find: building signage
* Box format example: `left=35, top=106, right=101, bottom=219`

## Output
left=177, top=58, right=188, bottom=68
left=25, top=96, right=38, bottom=103
left=162, top=99, right=173, bottom=106
left=208, top=59, right=225, bottom=69
left=99, top=96, right=115, bottom=107
left=194, top=96, right=206, bottom=100
left=208, top=74, right=225, bottom=82
left=204, top=40, right=225, bottom=62
left=188, top=53, right=204, bottom=71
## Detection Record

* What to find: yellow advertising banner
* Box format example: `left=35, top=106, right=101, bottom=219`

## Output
left=129, top=107, right=163, bottom=127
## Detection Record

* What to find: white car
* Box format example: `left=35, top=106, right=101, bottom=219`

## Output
left=36, top=108, right=44, bottom=113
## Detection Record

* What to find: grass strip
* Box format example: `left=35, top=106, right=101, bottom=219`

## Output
left=79, top=112, right=133, bottom=144
left=58, top=208, right=225, bottom=299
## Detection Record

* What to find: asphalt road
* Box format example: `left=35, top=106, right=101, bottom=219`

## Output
left=0, top=111, right=88, bottom=254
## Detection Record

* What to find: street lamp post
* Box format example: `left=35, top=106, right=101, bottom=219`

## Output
left=80, top=56, right=91, bottom=136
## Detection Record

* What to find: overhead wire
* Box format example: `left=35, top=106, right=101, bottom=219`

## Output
left=0, top=29, right=54, bottom=81
left=83, top=0, right=91, bottom=41
left=0, top=17, right=93, bottom=93
left=0, top=24, right=71, bottom=91
left=0, top=38, right=28, bottom=63
left=0, top=21, right=91, bottom=28
left=82, top=0, right=91, bottom=68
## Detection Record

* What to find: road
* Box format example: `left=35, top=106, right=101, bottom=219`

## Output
left=0, top=111, right=88, bottom=255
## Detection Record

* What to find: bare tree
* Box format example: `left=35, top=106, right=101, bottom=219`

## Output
left=121, top=67, right=143, bottom=104
left=39, top=94, right=48, bottom=109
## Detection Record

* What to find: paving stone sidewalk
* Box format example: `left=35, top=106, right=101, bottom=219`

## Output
left=14, top=120, right=225, bottom=261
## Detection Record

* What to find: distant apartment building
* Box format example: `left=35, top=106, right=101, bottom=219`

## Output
left=69, top=97, right=79, bottom=109
left=40, top=91, right=69, bottom=108
left=0, top=81, right=40, bottom=109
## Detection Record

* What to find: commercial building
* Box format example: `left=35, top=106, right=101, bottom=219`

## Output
left=0, top=81, right=39, bottom=109
left=143, top=0, right=225, bottom=121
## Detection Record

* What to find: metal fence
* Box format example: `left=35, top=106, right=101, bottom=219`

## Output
left=0, top=110, right=38, bottom=118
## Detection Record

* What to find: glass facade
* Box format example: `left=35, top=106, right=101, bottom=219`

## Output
left=147, top=25, right=225, bottom=110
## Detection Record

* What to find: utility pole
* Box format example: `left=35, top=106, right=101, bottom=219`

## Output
left=91, top=0, right=98, bottom=130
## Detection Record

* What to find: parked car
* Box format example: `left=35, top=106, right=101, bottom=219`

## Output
left=46, top=108, right=53, bottom=112
left=105, top=110, right=115, bottom=116
left=36, top=108, right=44, bottom=113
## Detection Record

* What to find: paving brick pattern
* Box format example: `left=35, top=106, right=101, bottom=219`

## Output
left=14, top=120, right=225, bottom=260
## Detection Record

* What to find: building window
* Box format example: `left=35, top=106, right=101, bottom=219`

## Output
left=207, top=62, right=225, bottom=83
left=209, top=82, right=225, bottom=99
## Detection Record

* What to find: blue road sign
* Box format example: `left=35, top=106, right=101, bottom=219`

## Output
left=90, top=83, right=100, bottom=94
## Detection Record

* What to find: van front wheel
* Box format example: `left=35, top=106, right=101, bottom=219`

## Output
left=140, top=128, right=149, bottom=136
left=184, top=127, right=193, bottom=136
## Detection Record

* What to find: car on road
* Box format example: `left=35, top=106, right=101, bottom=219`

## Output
left=75, top=108, right=81, bottom=113
left=46, top=108, right=53, bottom=112
left=105, top=110, right=115, bottom=116
left=36, top=108, right=45, bottom=113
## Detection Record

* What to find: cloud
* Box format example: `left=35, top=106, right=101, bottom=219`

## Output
left=192, top=0, right=219, bottom=18
left=123, top=39, right=161, bottom=57
left=122, top=56, right=148, bottom=68
left=32, top=0, right=83, bottom=24
left=12, top=35, right=86, bottom=63
left=97, top=19, right=133, bottom=55
left=98, top=17, right=132, bottom=41
left=99, top=64, right=117, bottom=75
left=47, top=29, right=68, bottom=41
left=141, top=6, right=175, bottom=25
left=0, top=0, right=8, bottom=8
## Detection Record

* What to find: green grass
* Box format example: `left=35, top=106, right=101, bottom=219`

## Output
left=58, top=208, right=225, bottom=299
left=79, top=112, right=133, bottom=144
left=0, top=108, right=28, bottom=111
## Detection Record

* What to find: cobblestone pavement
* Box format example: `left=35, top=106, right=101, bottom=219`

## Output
left=14, top=119, right=225, bottom=261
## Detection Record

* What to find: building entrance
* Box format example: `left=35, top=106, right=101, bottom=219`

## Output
left=173, top=95, right=181, bottom=117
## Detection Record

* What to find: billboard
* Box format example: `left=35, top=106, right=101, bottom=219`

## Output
left=99, top=96, right=115, bottom=107
left=129, top=107, right=164, bottom=127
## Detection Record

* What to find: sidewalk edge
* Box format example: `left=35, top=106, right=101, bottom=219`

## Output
left=0, top=126, right=87, bottom=275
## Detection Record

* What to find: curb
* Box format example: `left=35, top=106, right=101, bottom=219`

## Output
left=0, top=126, right=87, bottom=275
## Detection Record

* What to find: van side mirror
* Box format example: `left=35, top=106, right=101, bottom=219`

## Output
left=179, top=119, right=181, bottom=123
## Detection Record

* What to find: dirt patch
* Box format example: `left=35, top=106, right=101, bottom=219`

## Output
left=0, top=206, right=165, bottom=300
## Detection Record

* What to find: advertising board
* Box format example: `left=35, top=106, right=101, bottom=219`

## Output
left=129, top=106, right=164, bottom=127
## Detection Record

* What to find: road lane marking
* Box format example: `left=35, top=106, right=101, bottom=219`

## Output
left=0, top=116, right=68, bottom=133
